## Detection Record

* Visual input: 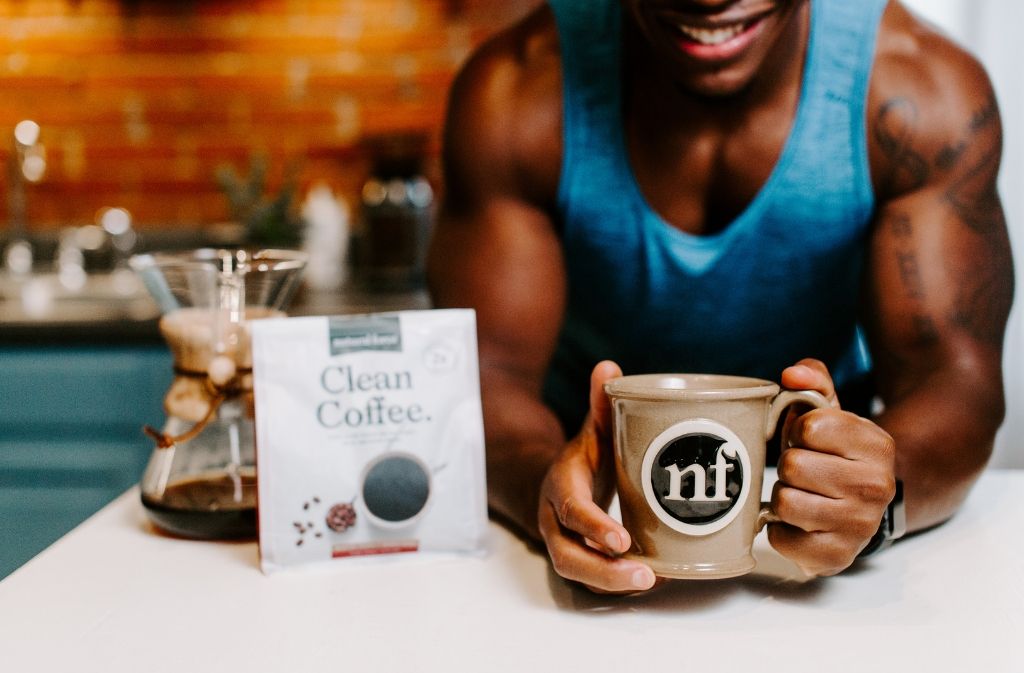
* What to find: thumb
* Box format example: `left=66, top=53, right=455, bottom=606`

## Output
left=590, top=360, right=623, bottom=439
left=780, top=358, right=840, bottom=409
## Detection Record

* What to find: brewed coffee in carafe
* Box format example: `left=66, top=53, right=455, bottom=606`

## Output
left=130, top=249, right=306, bottom=539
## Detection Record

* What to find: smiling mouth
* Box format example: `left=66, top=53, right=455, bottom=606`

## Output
left=674, top=21, right=753, bottom=46
left=655, top=9, right=775, bottom=62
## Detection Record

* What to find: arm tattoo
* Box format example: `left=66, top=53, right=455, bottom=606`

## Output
left=935, top=140, right=966, bottom=171
left=946, top=197, right=1014, bottom=346
left=941, top=95, right=1014, bottom=345
left=877, top=96, right=1012, bottom=348
left=935, top=98, right=997, bottom=172
left=885, top=211, right=939, bottom=345
left=913, top=315, right=940, bottom=343
left=896, top=252, right=924, bottom=300
left=890, top=212, right=925, bottom=299
left=942, top=95, right=1002, bottom=234
left=948, top=253, right=1013, bottom=346
left=944, top=146, right=1001, bottom=234
left=970, top=97, right=998, bottom=132
left=874, top=98, right=930, bottom=193
left=889, top=211, right=913, bottom=238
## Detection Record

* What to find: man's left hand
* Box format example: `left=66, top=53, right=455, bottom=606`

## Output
left=769, top=359, right=897, bottom=577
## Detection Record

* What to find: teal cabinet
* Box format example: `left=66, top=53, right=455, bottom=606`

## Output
left=0, top=346, right=172, bottom=578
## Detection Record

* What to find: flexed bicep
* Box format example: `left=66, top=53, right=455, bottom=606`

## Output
left=861, top=23, right=1013, bottom=529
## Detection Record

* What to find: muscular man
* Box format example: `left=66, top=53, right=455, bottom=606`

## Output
left=428, top=0, right=1013, bottom=591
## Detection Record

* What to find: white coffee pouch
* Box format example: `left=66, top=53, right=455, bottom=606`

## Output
left=252, top=309, right=488, bottom=574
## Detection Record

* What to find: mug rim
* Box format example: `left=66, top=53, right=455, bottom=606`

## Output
left=604, top=373, right=780, bottom=401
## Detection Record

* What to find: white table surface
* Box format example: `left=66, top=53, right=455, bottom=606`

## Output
left=1, top=471, right=1022, bottom=673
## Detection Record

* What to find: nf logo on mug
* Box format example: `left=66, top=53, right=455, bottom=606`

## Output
left=641, top=419, right=752, bottom=536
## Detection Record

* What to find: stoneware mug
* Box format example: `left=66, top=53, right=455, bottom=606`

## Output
left=605, top=374, right=829, bottom=580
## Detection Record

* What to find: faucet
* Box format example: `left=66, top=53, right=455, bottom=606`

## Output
left=4, top=120, right=46, bottom=277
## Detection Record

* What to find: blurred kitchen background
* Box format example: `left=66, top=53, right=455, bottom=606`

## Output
left=0, top=0, right=1020, bottom=578
left=0, top=0, right=540, bottom=579
left=0, top=0, right=540, bottom=296
left=0, top=0, right=537, bottom=228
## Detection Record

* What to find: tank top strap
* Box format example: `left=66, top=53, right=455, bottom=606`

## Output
left=811, top=0, right=889, bottom=107
left=794, top=0, right=889, bottom=213
left=546, top=0, right=624, bottom=224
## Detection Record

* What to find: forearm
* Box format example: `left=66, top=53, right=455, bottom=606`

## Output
left=873, top=367, right=1004, bottom=532
left=481, top=373, right=566, bottom=541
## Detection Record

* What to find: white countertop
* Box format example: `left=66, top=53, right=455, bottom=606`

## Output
left=1, top=471, right=1022, bottom=672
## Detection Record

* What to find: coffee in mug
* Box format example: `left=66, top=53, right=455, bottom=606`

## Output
left=605, top=374, right=829, bottom=580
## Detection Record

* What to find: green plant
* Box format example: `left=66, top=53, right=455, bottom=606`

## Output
left=215, top=154, right=304, bottom=247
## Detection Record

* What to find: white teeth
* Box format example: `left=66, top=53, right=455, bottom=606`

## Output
left=677, top=23, right=746, bottom=46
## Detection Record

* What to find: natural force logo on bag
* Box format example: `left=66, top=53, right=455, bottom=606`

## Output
left=328, top=315, right=403, bottom=355
left=641, top=419, right=751, bottom=536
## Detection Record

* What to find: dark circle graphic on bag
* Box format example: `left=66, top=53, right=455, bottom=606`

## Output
left=361, top=454, right=431, bottom=524
left=649, top=433, right=744, bottom=526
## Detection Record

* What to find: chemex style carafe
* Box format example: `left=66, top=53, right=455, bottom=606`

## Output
left=130, top=249, right=306, bottom=539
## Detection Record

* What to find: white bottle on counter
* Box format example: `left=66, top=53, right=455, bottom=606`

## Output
left=301, top=183, right=350, bottom=291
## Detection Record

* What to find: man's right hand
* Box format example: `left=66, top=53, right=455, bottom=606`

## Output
left=537, top=361, right=658, bottom=593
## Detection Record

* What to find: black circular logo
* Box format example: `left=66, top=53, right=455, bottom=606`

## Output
left=362, top=454, right=431, bottom=523
left=650, top=432, right=744, bottom=526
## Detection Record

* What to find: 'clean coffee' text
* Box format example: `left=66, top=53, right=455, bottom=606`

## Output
left=316, top=365, right=429, bottom=428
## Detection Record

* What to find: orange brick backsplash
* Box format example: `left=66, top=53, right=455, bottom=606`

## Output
left=0, top=0, right=539, bottom=230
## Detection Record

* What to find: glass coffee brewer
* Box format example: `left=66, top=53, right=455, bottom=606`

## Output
left=130, top=249, right=306, bottom=539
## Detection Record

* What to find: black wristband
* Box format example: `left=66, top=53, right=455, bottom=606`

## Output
left=857, top=479, right=906, bottom=559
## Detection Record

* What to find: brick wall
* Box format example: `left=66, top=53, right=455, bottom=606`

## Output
left=0, top=0, right=539, bottom=230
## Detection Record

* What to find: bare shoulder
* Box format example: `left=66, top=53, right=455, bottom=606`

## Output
left=443, top=6, right=563, bottom=210
left=868, top=0, right=1001, bottom=199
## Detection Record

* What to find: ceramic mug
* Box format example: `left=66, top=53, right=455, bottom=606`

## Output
left=605, top=374, right=829, bottom=580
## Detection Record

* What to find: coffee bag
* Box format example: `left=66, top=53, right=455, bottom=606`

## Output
left=252, top=309, right=488, bottom=574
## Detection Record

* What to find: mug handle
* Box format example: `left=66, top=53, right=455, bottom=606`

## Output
left=756, top=389, right=832, bottom=530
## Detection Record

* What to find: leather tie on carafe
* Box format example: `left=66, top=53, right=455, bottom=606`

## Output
left=143, top=360, right=252, bottom=449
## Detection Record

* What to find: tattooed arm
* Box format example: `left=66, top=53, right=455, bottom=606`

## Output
left=863, top=5, right=1014, bottom=532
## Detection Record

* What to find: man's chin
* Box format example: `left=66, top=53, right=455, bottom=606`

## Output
left=673, top=69, right=758, bottom=99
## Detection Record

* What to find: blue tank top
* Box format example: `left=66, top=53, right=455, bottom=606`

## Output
left=543, top=0, right=887, bottom=433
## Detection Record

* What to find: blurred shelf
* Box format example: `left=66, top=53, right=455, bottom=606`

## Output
left=0, top=282, right=430, bottom=344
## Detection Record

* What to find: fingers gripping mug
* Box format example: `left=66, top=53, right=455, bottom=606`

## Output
left=605, top=374, right=830, bottom=580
